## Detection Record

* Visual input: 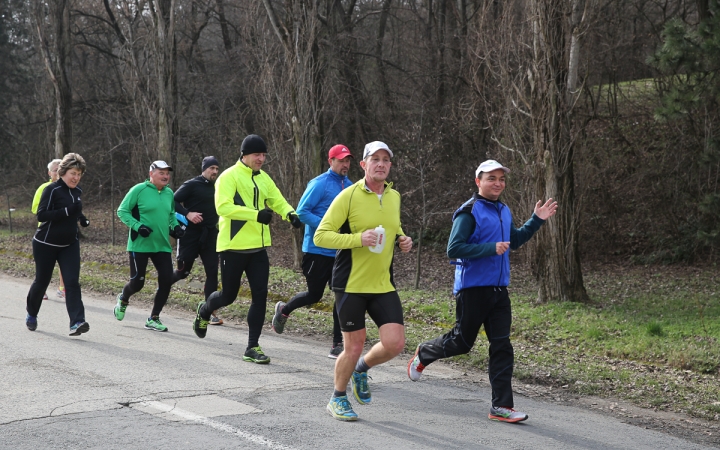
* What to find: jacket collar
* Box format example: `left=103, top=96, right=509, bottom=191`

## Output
left=327, top=168, right=346, bottom=180
left=144, top=179, right=169, bottom=191
left=360, top=177, right=392, bottom=194
left=474, top=192, right=504, bottom=208
left=235, top=160, right=261, bottom=176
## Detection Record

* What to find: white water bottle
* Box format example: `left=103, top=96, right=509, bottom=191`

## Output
left=369, top=225, right=386, bottom=253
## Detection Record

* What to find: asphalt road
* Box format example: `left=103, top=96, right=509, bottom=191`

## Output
left=0, top=273, right=713, bottom=449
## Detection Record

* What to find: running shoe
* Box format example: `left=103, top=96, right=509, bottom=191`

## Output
left=243, top=346, right=270, bottom=364
left=114, top=294, right=127, bottom=321
left=351, top=370, right=371, bottom=405
left=42, top=293, right=48, bottom=300
left=209, top=314, right=223, bottom=325
left=488, top=405, right=529, bottom=423
left=193, top=301, right=208, bottom=338
left=327, top=395, right=358, bottom=421
left=328, top=342, right=344, bottom=359
left=56, top=287, right=65, bottom=299
left=407, top=347, right=425, bottom=381
left=145, top=317, right=168, bottom=332
left=26, top=314, right=37, bottom=331
left=271, top=301, right=288, bottom=334
left=69, top=321, right=89, bottom=336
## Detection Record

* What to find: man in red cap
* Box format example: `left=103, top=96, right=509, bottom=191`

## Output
left=271, top=144, right=353, bottom=358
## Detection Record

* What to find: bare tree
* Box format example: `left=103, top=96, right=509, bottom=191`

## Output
left=35, top=0, right=73, bottom=158
left=149, top=0, right=178, bottom=165
left=263, top=0, right=327, bottom=268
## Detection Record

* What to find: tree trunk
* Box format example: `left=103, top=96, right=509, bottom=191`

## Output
left=264, top=0, right=325, bottom=270
left=530, top=0, right=589, bottom=303
left=35, top=0, right=73, bottom=158
left=150, top=0, right=177, bottom=166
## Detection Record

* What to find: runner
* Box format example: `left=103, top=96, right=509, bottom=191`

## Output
left=31, top=158, right=65, bottom=300
left=406, top=159, right=558, bottom=423
left=192, top=135, right=302, bottom=364
left=314, top=141, right=413, bottom=421
left=271, top=144, right=353, bottom=358
left=115, top=160, right=184, bottom=332
left=171, top=156, right=223, bottom=324
left=26, top=153, right=91, bottom=335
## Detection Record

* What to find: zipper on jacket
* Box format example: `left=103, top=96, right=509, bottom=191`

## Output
left=251, top=171, right=265, bottom=247
left=496, top=202, right=505, bottom=287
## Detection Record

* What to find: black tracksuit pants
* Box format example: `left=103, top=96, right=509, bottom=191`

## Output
left=283, top=253, right=342, bottom=345
left=171, top=227, right=219, bottom=300
left=121, top=252, right=174, bottom=317
left=201, top=250, right=269, bottom=349
left=417, top=286, right=515, bottom=408
left=27, top=239, right=85, bottom=325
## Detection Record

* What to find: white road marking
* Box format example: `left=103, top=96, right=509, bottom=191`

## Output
left=139, top=401, right=296, bottom=450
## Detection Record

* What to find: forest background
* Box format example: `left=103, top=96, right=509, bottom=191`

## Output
left=1, top=0, right=720, bottom=436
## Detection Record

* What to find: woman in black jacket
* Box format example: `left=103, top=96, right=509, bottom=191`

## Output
left=26, top=153, right=91, bottom=336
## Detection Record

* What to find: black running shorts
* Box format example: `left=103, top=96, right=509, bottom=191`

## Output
left=333, top=291, right=404, bottom=332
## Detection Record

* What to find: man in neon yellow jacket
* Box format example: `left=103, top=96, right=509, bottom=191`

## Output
left=192, top=134, right=302, bottom=364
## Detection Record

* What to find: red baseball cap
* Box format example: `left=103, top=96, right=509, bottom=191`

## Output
left=328, top=144, right=353, bottom=159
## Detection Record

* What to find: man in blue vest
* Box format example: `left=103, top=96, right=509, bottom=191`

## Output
left=271, top=144, right=353, bottom=358
left=407, top=159, right=557, bottom=423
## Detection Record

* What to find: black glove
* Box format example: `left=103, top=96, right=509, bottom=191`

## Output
left=171, top=224, right=186, bottom=239
left=288, top=212, right=302, bottom=229
left=138, top=225, right=153, bottom=237
left=257, top=208, right=273, bottom=225
left=79, top=215, right=90, bottom=227
left=66, top=202, right=82, bottom=216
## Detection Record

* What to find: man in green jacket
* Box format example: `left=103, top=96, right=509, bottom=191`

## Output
left=192, top=135, right=302, bottom=363
left=314, top=141, right=413, bottom=421
left=115, top=160, right=184, bottom=332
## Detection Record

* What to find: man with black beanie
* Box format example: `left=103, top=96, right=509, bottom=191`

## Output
left=192, top=134, right=303, bottom=364
left=171, top=156, right=223, bottom=323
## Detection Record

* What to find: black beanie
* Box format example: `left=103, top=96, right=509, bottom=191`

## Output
left=202, top=156, right=220, bottom=171
left=240, top=134, right=267, bottom=156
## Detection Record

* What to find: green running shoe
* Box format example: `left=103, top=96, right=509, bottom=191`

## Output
left=327, top=395, right=358, bottom=421
left=145, top=317, right=168, bottom=332
left=351, top=370, right=372, bottom=405
left=243, top=346, right=270, bottom=364
left=193, top=301, right=209, bottom=338
left=114, top=294, right=128, bottom=321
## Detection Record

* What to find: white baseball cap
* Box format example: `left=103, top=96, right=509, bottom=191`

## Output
left=363, top=141, right=394, bottom=159
left=150, top=160, right=173, bottom=171
left=475, top=160, right=509, bottom=178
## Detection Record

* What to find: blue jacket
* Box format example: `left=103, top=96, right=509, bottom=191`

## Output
left=297, top=168, right=352, bottom=257
left=449, top=193, right=545, bottom=294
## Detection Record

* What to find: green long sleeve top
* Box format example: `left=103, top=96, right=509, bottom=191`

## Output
left=117, top=180, right=178, bottom=253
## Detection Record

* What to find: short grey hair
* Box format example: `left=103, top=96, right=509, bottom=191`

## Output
left=47, top=159, right=62, bottom=171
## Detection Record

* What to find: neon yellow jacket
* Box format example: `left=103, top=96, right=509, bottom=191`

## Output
left=32, top=180, right=52, bottom=227
left=314, top=178, right=405, bottom=294
left=215, top=160, right=296, bottom=252
left=32, top=180, right=52, bottom=214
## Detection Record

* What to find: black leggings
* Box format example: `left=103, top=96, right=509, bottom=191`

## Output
left=283, top=253, right=342, bottom=344
left=121, top=252, right=174, bottom=317
left=202, top=250, right=269, bottom=348
left=27, top=239, right=84, bottom=325
left=171, top=229, right=219, bottom=300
